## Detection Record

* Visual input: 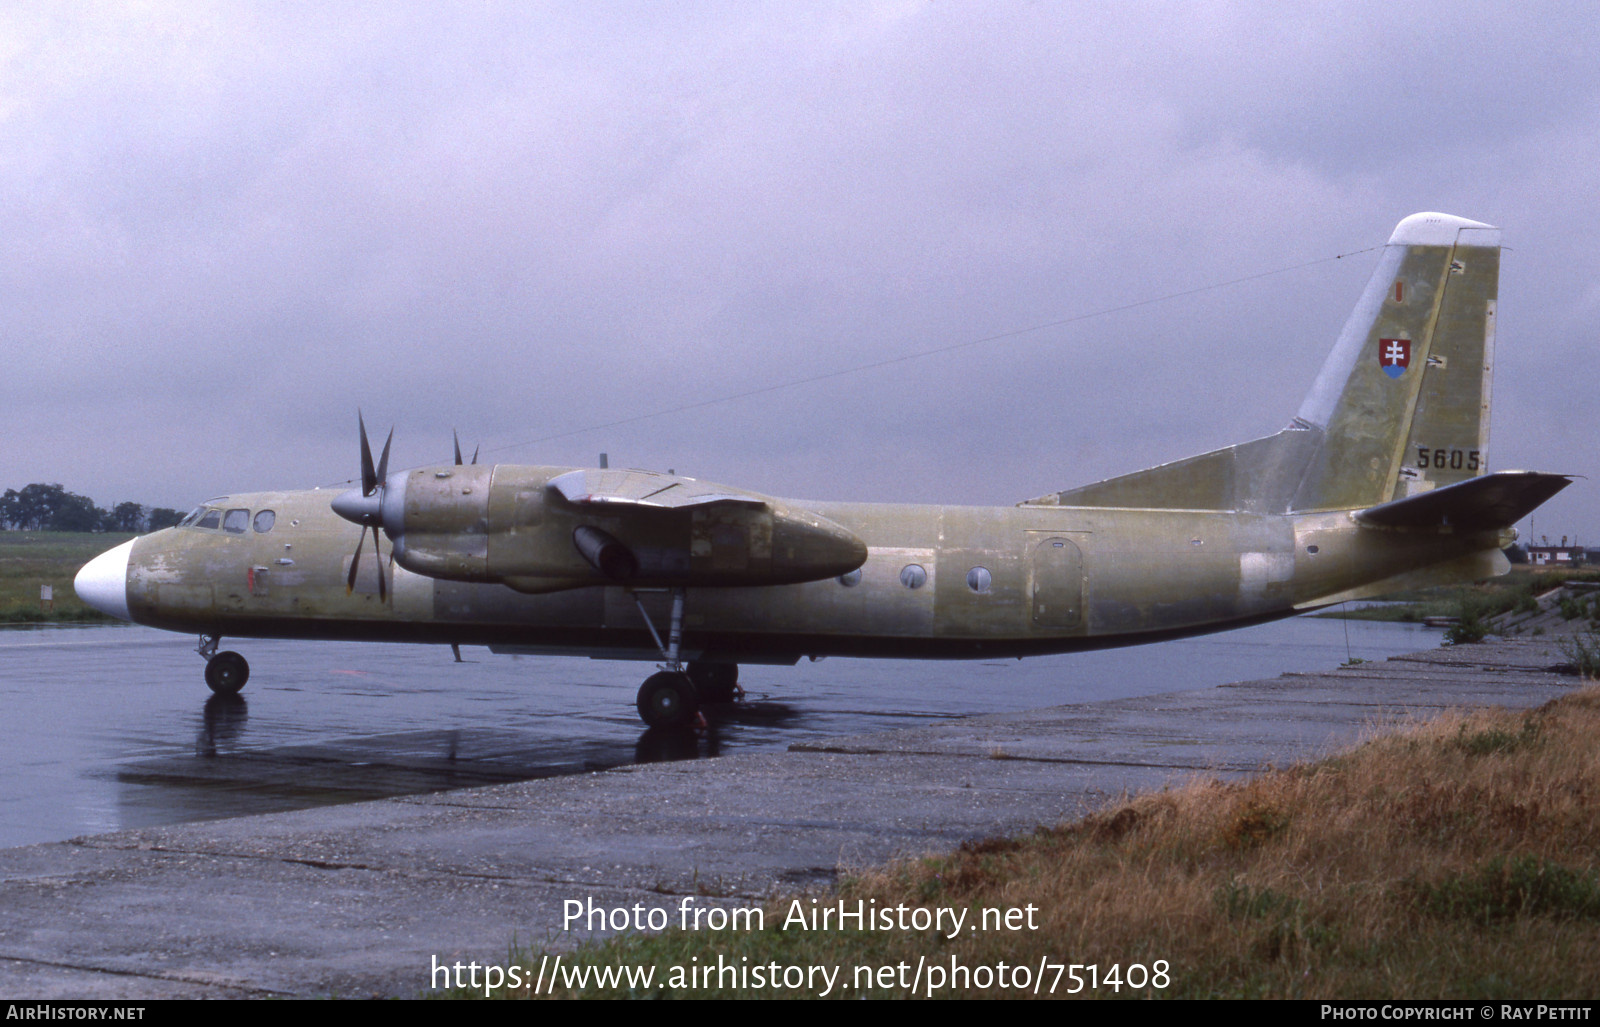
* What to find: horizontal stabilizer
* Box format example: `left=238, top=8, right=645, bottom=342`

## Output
left=1354, top=471, right=1573, bottom=532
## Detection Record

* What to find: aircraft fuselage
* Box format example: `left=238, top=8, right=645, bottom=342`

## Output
left=116, top=481, right=1502, bottom=664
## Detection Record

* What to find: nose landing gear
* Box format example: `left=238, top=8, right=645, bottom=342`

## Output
left=197, top=634, right=250, bottom=695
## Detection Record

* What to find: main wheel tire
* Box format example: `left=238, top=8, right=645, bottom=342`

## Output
left=636, top=671, right=698, bottom=728
left=686, top=662, right=740, bottom=703
left=204, top=651, right=250, bottom=695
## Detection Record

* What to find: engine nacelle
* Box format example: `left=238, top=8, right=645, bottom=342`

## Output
left=345, top=464, right=866, bottom=593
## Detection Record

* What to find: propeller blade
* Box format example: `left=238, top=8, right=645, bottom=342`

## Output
left=454, top=430, right=463, bottom=466
left=346, top=525, right=366, bottom=594
left=471, top=443, right=479, bottom=465
left=358, top=412, right=377, bottom=496
left=375, top=428, right=393, bottom=488
left=344, top=417, right=395, bottom=601
left=343, top=414, right=396, bottom=600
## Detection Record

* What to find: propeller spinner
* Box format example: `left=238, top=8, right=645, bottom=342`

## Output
left=331, top=413, right=393, bottom=601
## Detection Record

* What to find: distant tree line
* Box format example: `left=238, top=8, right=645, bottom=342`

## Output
left=0, top=483, right=184, bottom=533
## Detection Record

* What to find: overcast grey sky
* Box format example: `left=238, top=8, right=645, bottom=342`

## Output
left=4, top=1, right=1596, bottom=542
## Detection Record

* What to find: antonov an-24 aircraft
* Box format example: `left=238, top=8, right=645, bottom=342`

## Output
left=76, top=213, right=1571, bottom=728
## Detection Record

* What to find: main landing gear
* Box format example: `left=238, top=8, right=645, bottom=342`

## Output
left=628, top=588, right=741, bottom=729
left=636, top=669, right=697, bottom=728
left=197, top=634, right=250, bottom=695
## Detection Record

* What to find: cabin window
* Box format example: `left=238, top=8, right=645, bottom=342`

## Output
left=253, top=510, right=276, bottom=533
left=966, top=566, right=992, bottom=593
left=899, top=564, right=927, bottom=590
left=196, top=509, right=222, bottom=530
left=837, top=568, right=862, bottom=587
left=223, top=509, right=249, bottom=534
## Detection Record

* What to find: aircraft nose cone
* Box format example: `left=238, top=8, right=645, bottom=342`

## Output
left=74, top=538, right=134, bottom=621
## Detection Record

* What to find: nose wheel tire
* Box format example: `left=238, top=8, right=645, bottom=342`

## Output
left=204, top=651, right=250, bottom=695
left=637, top=670, right=698, bottom=728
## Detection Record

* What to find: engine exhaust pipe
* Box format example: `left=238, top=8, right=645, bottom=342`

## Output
left=572, top=525, right=638, bottom=581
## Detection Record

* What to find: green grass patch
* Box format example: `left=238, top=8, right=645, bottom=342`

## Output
left=1559, top=630, right=1600, bottom=678
left=0, top=531, right=134, bottom=623
left=1414, top=856, right=1600, bottom=923
left=1452, top=716, right=1541, bottom=756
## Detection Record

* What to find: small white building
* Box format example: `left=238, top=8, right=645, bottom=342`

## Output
left=1529, top=545, right=1583, bottom=566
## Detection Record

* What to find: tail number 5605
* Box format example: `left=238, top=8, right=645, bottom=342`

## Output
left=1416, top=447, right=1480, bottom=471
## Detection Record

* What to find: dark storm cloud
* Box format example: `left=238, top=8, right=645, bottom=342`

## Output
left=2, top=2, right=1596, bottom=538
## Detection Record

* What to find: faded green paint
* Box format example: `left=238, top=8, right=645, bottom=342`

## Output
left=1028, top=536, right=1084, bottom=629
left=98, top=214, right=1571, bottom=676
left=120, top=485, right=1509, bottom=661
left=1297, top=244, right=1457, bottom=511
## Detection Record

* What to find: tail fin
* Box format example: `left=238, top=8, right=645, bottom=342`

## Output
left=1024, top=212, right=1500, bottom=514
left=1290, top=212, right=1499, bottom=511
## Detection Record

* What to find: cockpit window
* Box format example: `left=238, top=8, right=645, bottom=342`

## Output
left=223, top=509, right=249, bottom=534
left=196, top=510, right=222, bottom=530
left=253, top=510, right=276, bottom=533
left=179, top=507, right=205, bottom=527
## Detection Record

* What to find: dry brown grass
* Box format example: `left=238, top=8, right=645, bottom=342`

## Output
left=484, top=687, right=1600, bottom=999
left=841, top=689, right=1600, bottom=997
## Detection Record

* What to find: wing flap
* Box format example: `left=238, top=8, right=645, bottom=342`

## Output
left=547, top=468, right=768, bottom=511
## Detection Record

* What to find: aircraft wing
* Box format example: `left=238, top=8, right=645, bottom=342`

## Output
left=1354, top=471, right=1574, bottom=532
left=537, top=467, right=862, bottom=591
left=547, top=468, right=768, bottom=510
